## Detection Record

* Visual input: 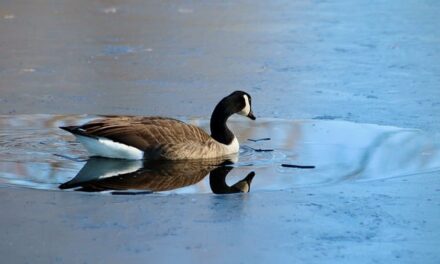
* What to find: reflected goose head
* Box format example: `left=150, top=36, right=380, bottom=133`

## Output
left=209, top=166, right=256, bottom=194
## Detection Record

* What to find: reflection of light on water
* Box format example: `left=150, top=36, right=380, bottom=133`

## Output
left=1, top=114, right=440, bottom=193
left=347, top=130, right=440, bottom=181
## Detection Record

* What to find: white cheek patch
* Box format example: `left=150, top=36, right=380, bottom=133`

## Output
left=238, top=94, right=251, bottom=116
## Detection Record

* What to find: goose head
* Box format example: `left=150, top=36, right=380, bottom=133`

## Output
left=209, top=165, right=256, bottom=194
left=210, top=90, right=256, bottom=146
left=224, top=90, right=256, bottom=120
left=212, top=91, right=256, bottom=121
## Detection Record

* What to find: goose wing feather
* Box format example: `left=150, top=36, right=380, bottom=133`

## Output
left=78, top=117, right=212, bottom=151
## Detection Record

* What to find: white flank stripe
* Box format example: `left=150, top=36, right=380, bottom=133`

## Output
left=97, top=161, right=144, bottom=179
left=76, top=135, right=144, bottom=160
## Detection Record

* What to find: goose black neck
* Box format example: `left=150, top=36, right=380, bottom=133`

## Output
left=210, top=100, right=235, bottom=145
left=209, top=166, right=234, bottom=194
left=209, top=166, right=254, bottom=194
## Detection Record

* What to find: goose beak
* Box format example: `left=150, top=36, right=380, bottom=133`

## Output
left=231, top=171, right=256, bottom=193
left=247, top=111, right=256, bottom=120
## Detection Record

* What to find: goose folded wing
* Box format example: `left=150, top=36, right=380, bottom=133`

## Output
left=79, top=118, right=211, bottom=151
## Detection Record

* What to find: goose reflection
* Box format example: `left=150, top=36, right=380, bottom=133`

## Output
left=210, top=166, right=255, bottom=194
left=59, top=157, right=255, bottom=194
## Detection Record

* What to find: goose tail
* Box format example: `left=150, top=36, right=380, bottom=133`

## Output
left=59, top=126, right=97, bottom=139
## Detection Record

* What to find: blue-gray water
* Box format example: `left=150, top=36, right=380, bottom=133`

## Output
left=1, top=114, right=439, bottom=194
left=1, top=0, right=439, bottom=263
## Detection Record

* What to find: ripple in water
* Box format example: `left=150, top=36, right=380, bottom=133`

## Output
left=0, top=114, right=439, bottom=194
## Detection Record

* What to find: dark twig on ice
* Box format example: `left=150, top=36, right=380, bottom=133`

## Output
left=247, top=138, right=271, bottom=142
left=248, top=146, right=274, bottom=152
left=281, top=164, right=315, bottom=169
left=53, top=154, right=87, bottom=162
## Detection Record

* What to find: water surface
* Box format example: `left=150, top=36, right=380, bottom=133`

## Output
left=1, top=114, right=439, bottom=194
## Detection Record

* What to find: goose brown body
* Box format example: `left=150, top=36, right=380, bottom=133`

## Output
left=60, top=91, right=255, bottom=160
left=64, top=116, right=235, bottom=160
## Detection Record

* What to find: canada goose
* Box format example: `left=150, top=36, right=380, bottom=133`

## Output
left=59, top=157, right=255, bottom=194
left=60, top=91, right=255, bottom=160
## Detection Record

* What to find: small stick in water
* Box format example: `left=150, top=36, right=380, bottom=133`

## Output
left=281, top=164, right=315, bottom=169
left=53, top=154, right=87, bottom=162
left=248, top=138, right=271, bottom=142
left=247, top=146, right=274, bottom=152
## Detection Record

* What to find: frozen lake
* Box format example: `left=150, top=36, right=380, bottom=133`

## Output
left=1, top=0, right=439, bottom=263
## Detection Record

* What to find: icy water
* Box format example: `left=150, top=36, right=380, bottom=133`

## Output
left=1, top=114, right=440, bottom=194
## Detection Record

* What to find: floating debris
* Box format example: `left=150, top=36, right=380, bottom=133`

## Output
left=247, top=146, right=274, bottom=152
left=281, top=164, right=315, bottom=169
left=248, top=137, right=271, bottom=142
left=312, top=115, right=341, bottom=120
